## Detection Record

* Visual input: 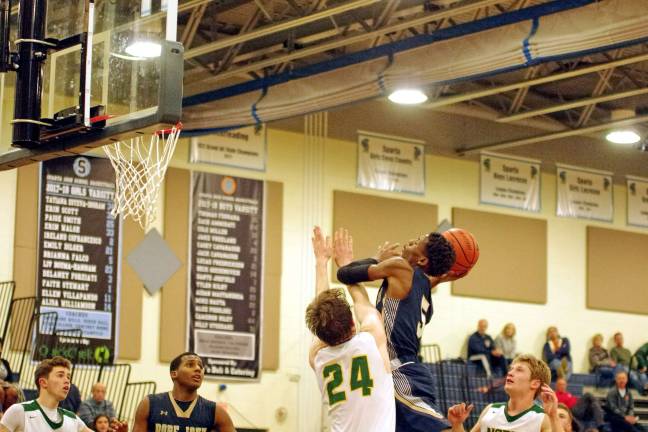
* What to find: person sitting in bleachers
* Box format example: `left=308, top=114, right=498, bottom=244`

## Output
left=611, top=332, right=647, bottom=394
left=467, top=319, right=507, bottom=377
left=495, top=323, right=517, bottom=366
left=78, top=383, right=116, bottom=426
left=543, top=326, right=572, bottom=381
left=589, top=334, right=621, bottom=387
left=556, top=378, right=578, bottom=409
left=634, top=342, right=648, bottom=396
left=92, top=414, right=110, bottom=432
left=604, top=370, right=646, bottom=432
left=557, top=403, right=581, bottom=432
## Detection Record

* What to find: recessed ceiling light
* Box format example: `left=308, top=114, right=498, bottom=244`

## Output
left=125, top=41, right=162, bottom=58
left=388, top=89, right=428, bottom=105
left=606, top=130, right=641, bottom=144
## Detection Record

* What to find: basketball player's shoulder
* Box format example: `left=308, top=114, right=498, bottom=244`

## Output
left=58, top=407, right=77, bottom=419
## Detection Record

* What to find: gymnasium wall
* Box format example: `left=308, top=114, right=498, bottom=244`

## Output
left=2, top=122, right=648, bottom=431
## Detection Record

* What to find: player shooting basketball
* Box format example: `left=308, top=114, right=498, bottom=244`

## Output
left=336, top=228, right=473, bottom=432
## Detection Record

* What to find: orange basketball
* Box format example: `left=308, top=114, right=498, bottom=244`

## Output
left=441, top=228, right=479, bottom=276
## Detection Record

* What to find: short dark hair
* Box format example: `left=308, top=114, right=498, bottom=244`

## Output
left=424, top=232, right=456, bottom=276
left=170, top=352, right=201, bottom=373
left=34, top=356, right=71, bottom=390
left=305, top=289, right=354, bottom=346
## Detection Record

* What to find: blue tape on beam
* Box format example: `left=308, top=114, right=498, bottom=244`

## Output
left=183, top=0, right=595, bottom=108
left=523, top=17, right=540, bottom=64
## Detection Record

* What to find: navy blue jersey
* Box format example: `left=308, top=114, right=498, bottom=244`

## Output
left=147, top=392, right=216, bottom=432
left=376, top=266, right=433, bottom=363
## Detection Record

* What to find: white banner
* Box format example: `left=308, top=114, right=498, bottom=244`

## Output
left=190, top=125, right=266, bottom=171
left=357, top=131, right=425, bottom=194
left=627, top=175, right=648, bottom=228
left=480, top=152, right=541, bottom=212
left=556, top=164, right=613, bottom=222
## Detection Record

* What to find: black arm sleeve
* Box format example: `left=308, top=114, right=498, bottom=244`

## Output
left=337, top=258, right=378, bottom=285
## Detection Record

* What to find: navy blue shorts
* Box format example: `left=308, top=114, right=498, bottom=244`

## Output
left=393, top=362, right=450, bottom=432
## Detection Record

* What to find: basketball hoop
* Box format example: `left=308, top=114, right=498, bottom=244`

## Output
left=103, top=123, right=182, bottom=229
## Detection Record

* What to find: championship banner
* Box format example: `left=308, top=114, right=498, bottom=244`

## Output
left=357, top=131, right=425, bottom=194
left=556, top=164, right=613, bottom=222
left=627, top=175, right=648, bottom=228
left=190, top=125, right=266, bottom=171
left=480, top=152, right=541, bottom=212
left=37, top=156, right=120, bottom=364
left=189, top=172, right=264, bottom=381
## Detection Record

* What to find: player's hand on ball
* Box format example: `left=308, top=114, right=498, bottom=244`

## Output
left=447, top=403, right=473, bottom=426
left=428, top=270, right=465, bottom=287
left=312, top=226, right=333, bottom=263
left=539, top=384, right=558, bottom=417
left=373, top=241, right=401, bottom=262
left=334, top=228, right=354, bottom=267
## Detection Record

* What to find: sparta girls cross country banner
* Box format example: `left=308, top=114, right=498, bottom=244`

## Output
left=480, top=152, right=541, bottom=212
left=189, top=172, right=264, bottom=381
left=357, top=131, right=425, bottom=194
left=627, top=175, right=648, bottom=228
left=36, top=156, right=120, bottom=364
left=556, top=164, right=613, bottom=222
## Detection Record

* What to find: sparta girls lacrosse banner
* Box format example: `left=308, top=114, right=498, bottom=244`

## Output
left=357, top=131, right=425, bottom=194
left=189, top=172, right=264, bottom=381
left=36, top=156, right=120, bottom=364
left=556, top=164, right=613, bottom=222
left=480, top=152, right=541, bottom=212
left=627, top=175, right=648, bottom=228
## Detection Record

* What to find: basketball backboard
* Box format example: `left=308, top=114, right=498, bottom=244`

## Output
left=0, top=0, right=182, bottom=170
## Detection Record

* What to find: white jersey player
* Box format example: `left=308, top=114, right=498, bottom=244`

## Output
left=306, top=227, right=395, bottom=432
left=447, top=354, right=564, bottom=432
left=0, top=357, right=128, bottom=432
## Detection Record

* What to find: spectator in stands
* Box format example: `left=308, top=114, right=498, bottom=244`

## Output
left=543, top=326, right=572, bottom=381
left=589, top=333, right=621, bottom=387
left=556, top=377, right=578, bottom=409
left=2, top=383, right=23, bottom=411
left=92, top=414, right=110, bottom=432
left=605, top=370, right=646, bottom=432
left=612, top=332, right=648, bottom=394
left=494, top=323, right=517, bottom=365
left=59, top=382, right=81, bottom=413
left=634, top=342, right=648, bottom=396
left=78, top=382, right=116, bottom=426
left=467, top=319, right=506, bottom=377
left=557, top=403, right=581, bottom=432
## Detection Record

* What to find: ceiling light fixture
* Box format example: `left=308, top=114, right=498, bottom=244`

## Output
left=388, top=89, right=428, bottom=105
left=125, top=40, right=162, bottom=58
left=606, top=130, right=641, bottom=144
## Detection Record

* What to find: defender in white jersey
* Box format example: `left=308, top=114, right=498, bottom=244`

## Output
left=306, top=227, right=395, bottom=432
left=448, top=354, right=564, bottom=432
left=0, top=357, right=128, bottom=432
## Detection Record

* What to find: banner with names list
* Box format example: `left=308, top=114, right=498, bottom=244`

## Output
left=627, top=175, right=648, bottom=228
left=357, top=131, right=425, bottom=194
left=37, top=156, right=120, bottom=364
left=480, top=152, right=541, bottom=212
left=556, top=164, right=613, bottom=222
left=189, top=172, right=264, bottom=381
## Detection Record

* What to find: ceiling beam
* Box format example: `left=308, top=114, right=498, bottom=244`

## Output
left=497, top=86, right=648, bottom=123
left=184, top=0, right=382, bottom=59
left=458, top=114, right=648, bottom=155
left=425, top=51, right=648, bottom=109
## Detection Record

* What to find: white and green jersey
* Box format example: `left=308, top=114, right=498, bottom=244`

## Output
left=1, top=400, right=87, bottom=432
left=481, top=402, right=545, bottom=432
left=314, top=332, right=395, bottom=432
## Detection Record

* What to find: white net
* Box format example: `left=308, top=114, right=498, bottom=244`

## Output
left=103, top=123, right=182, bottom=229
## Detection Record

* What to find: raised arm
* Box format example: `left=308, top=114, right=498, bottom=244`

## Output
left=334, top=228, right=390, bottom=371
left=131, top=397, right=150, bottom=432
left=308, top=226, right=334, bottom=367
left=214, top=404, right=236, bottom=432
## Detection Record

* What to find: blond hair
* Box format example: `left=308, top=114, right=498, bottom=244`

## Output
left=511, top=354, right=551, bottom=397
left=502, top=322, right=516, bottom=338
left=592, top=333, right=603, bottom=344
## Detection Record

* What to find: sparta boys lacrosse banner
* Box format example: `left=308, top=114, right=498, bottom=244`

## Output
left=189, top=172, right=264, bottom=380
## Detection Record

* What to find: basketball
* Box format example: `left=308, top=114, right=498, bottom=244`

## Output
left=442, top=228, right=479, bottom=276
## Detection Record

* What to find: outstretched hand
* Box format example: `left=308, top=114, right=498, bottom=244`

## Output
left=447, top=403, right=474, bottom=426
left=312, top=226, right=333, bottom=263
left=334, top=228, right=354, bottom=267
left=539, top=384, right=558, bottom=418
left=428, top=270, right=465, bottom=287
left=109, top=419, right=128, bottom=432
left=373, top=241, right=401, bottom=262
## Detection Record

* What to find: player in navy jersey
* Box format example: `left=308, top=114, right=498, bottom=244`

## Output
left=336, top=229, right=461, bottom=432
left=132, top=352, right=235, bottom=432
